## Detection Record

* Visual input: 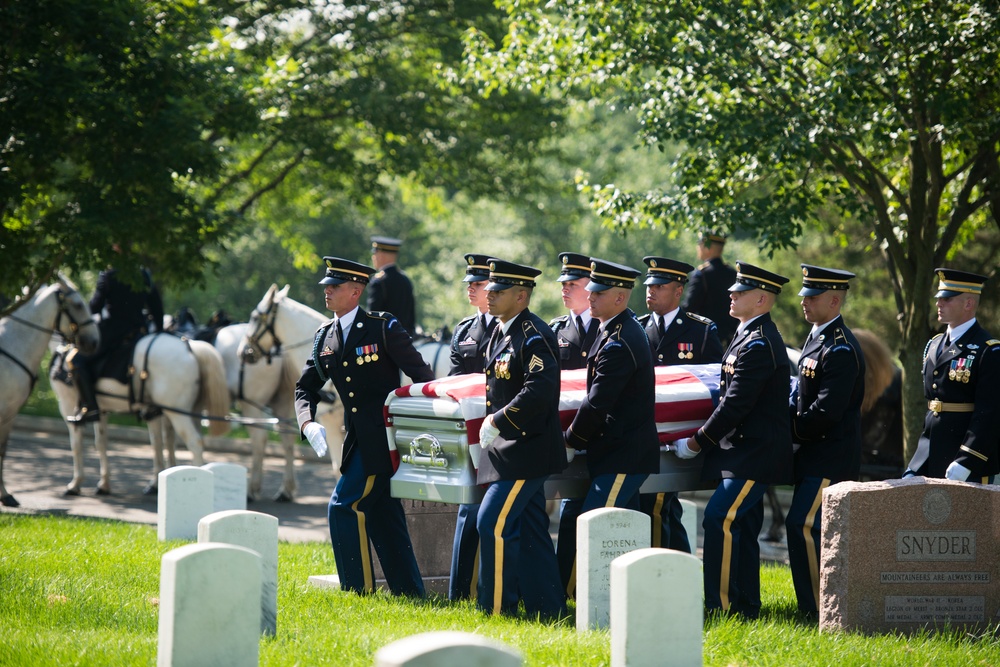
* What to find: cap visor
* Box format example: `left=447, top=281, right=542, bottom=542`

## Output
left=485, top=282, right=514, bottom=291
left=935, top=289, right=962, bottom=298
left=798, top=287, right=826, bottom=297
left=728, top=282, right=754, bottom=292
left=586, top=281, right=613, bottom=292
left=319, top=276, right=347, bottom=286
left=463, top=275, right=488, bottom=283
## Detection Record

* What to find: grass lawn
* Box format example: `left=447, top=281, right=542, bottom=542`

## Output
left=2, top=514, right=998, bottom=666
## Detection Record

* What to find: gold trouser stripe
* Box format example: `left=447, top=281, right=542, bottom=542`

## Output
left=492, top=480, right=525, bottom=614
left=351, top=475, right=378, bottom=592
left=567, top=474, right=630, bottom=597
left=804, top=479, right=831, bottom=607
left=469, top=545, right=480, bottom=599
left=650, top=493, right=666, bottom=548
left=719, top=480, right=756, bottom=612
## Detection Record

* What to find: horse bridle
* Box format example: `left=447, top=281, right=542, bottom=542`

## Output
left=0, top=285, right=99, bottom=388
left=242, top=299, right=282, bottom=364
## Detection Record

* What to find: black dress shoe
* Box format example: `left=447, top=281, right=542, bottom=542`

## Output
left=67, top=408, right=100, bottom=424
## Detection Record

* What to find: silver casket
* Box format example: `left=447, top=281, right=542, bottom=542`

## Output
left=385, top=364, right=721, bottom=504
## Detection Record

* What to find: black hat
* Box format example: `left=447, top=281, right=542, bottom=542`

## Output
left=729, top=261, right=789, bottom=294
left=934, top=268, right=988, bottom=298
left=319, top=257, right=377, bottom=286
left=799, top=264, right=856, bottom=297
left=557, top=252, right=592, bottom=282
left=485, top=258, right=542, bottom=291
left=462, top=253, right=491, bottom=283
left=371, top=236, right=402, bottom=253
left=586, top=258, right=641, bottom=292
left=700, top=229, right=728, bottom=244
left=642, top=256, right=694, bottom=286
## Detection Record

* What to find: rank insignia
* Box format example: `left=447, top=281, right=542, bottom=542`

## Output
left=528, top=354, right=545, bottom=372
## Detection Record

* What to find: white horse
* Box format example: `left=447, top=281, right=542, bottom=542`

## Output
left=0, top=279, right=101, bottom=507
left=49, top=332, right=231, bottom=496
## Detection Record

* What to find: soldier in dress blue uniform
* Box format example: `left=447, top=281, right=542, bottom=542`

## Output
left=561, top=259, right=659, bottom=595
left=548, top=251, right=601, bottom=594
left=637, top=256, right=724, bottom=554
left=905, top=269, right=1000, bottom=483
left=447, top=253, right=498, bottom=601
left=367, top=236, right=417, bottom=333
left=295, top=256, right=434, bottom=597
left=787, top=264, right=865, bottom=618
left=476, top=259, right=567, bottom=618
left=677, top=261, right=793, bottom=618
left=682, top=230, right=739, bottom=345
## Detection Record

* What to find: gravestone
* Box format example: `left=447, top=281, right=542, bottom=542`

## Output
left=610, top=548, right=702, bottom=667
left=577, top=507, right=650, bottom=631
left=158, top=466, right=213, bottom=541
left=158, top=542, right=261, bottom=667
left=201, top=462, right=247, bottom=512
left=679, top=498, right=698, bottom=553
left=374, top=631, right=522, bottom=667
left=198, top=510, right=278, bottom=636
left=821, top=478, right=1000, bottom=634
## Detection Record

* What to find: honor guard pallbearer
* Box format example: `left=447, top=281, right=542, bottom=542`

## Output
left=367, top=236, right=416, bottom=333
left=681, top=230, right=739, bottom=345
left=788, top=264, right=865, bottom=619
left=905, top=269, right=1000, bottom=483
left=295, top=256, right=434, bottom=597
left=677, top=261, right=793, bottom=619
left=637, top=256, right=724, bottom=554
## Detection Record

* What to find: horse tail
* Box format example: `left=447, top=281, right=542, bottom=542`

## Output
left=189, top=340, right=231, bottom=437
left=853, top=329, right=896, bottom=415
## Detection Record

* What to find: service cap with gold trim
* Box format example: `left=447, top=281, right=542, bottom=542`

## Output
left=557, top=252, right=592, bottom=283
left=319, top=257, right=377, bottom=286
left=642, top=256, right=694, bottom=286
left=729, top=261, right=789, bottom=294
left=799, top=264, right=856, bottom=297
left=586, top=258, right=641, bottom=292
left=371, top=235, right=402, bottom=253
left=934, top=268, right=987, bottom=298
left=485, top=258, right=542, bottom=291
left=699, top=229, right=728, bottom=245
left=462, top=253, right=491, bottom=283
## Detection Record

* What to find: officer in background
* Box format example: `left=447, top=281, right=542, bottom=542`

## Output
left=476, top=259, right=566, bottom=618
left=788, top=265, right=865, bottom=619
left=905, top=269, right=1000, bottom=483
left=367, top=236, right=416, bottom=333
left=548, top=251, right=600, bottom=593
left=295, top=257, right=434, bottom=597
left=637, top=256, right=723, bottom=553
left=446, top=253, right=498, bottom=601
left=69, top=266, right=164, bottom=422
left=682, top=230, right=739, bottom=345
left=562, top=259, right=659, bottom=596
left=677, top=261, right=793, bottom=619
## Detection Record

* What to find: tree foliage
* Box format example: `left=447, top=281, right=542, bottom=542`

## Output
left=463, top=0, right=1000, bottom=457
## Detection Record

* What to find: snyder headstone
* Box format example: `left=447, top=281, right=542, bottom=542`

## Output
left=158, top=542, right=261, bottom=667
left=201, top=462, right=247, bottom=512
left=821, top=478, right=1000, bottom=634
left=374, top=631, right=522, bottom=667
left=158, top=466, right=213, bottom=541
left=611, top=548, right=702, bottom=667
left=577, top=507, right=650, bottom=631
left=198, top=510, right=278, bottom=636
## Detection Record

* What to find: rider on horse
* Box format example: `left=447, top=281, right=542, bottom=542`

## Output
left=68, top=266, right=164, bottom=423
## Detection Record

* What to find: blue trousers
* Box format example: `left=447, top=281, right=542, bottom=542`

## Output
left=640, top=491, right=691, bottom=552
left=703, top=478, right=767, bottom=618
left=557, top=473, right=648, bottom=597
left=476, top=477, right=564, bottom=618
left=786, top=476, right=828, bottom=615
left=448, top=502, right=481, bottom=600
left=328, top=453, right=423, bottom=597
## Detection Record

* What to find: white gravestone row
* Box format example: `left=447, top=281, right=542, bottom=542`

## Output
left=576, top=507, right=650, bottom=631
left=157, top=464, right=248, bottom=541
left=374, top=631, right=523, bottom=667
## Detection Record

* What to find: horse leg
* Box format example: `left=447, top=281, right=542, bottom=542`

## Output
left=169, top=414, right=205, bottom=467
left=763, top=486, right=786, bottom=542
left=144, top=415, right=168, bottom=495
left=0, top=422, right=19, bottom=507
left=64, top=420, right=87, bottom=496
left=271, top=399, right=298, bottom=502
left=93, top=415, right=112, bottom=495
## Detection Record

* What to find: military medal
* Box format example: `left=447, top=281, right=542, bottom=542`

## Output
left=802, top=357, right=818, bottom=378
left=678, top=343, right=693, bottom=360
left=948, top=360, right=957, bottom=381
left=356, top=356, right=364, bottom=365
left=371, top=353, right=378, bottom=361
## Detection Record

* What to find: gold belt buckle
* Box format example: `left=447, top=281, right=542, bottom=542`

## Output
left=929, top=399, right=943, bottom=415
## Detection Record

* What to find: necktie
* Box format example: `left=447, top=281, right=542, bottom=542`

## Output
left=487, top=322, right=502, bottom=358
left=576, top=315, right=586, bottom=337
left=805, top=331, right=814, bottom=346
left=336, top=319, right=344, bottom=350
left=657, top=315, right=666, bottom=338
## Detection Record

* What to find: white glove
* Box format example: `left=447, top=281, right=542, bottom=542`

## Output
left=945, top=461, right=971, bottom=482
left=479, top=416, right=500, bottom=449
left=674, top=438, right=700, bottom=460
left=303, top=422, right=328, bottom=457
left=565, top=446, right=576, bottom=463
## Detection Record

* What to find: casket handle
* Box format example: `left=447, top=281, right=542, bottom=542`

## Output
left=403, top=433, right=448, bottom=468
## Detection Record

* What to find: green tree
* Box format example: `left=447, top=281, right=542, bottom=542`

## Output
left=464, top=0, right=1000, bottom=460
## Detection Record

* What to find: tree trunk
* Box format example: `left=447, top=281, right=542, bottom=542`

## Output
left=897, top=333, right=928, bottom=468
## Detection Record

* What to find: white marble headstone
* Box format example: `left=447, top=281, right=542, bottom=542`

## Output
left=157, top=542, right=261, bottom=667
left=198, top=510, right=278, bottom=636
left=610, top=548, right=702, bottom=667
left=374, top=631, right=522, bottom=667
left=201, top=462, right=247, bottom=512
left=576, top=507, right=650, bottom=631
left=158, top=466, right=213, bottom=541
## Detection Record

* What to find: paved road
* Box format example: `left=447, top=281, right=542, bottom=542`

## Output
left=2, top=415, right=791, bottom=563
